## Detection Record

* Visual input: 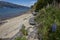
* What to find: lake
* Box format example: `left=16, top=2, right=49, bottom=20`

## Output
left=0, top=7, right=30, bottom=20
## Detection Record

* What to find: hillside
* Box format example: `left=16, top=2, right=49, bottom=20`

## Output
left=0, top=1, right=29, bottom=8
left=33, top=0, right=60, bottom=40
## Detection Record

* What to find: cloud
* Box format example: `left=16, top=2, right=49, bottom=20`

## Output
left=26, top=1, right=36, bottom=7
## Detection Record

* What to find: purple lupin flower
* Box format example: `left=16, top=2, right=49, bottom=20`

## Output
left=52, top=23, right=57, bottom=32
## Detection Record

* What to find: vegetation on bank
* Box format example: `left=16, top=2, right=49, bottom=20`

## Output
left=20, top=24, right=28, bottom=36
left=34, top=0, right=60, bottom=12
left=15, top=25, right=28, bottom=40
left=35, top=6, right=60, bottom=40
left=15, top=36, right=27, bottom=40
left=32, top=0, right=60, bottom=40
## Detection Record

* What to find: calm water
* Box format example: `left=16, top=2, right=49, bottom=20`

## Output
left=0, top=7, right=29, bottom=20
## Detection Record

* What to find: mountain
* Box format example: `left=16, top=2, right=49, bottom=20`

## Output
left=0, top=1, right=29, bottom=8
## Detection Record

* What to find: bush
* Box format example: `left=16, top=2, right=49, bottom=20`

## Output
left=15, top=36, right=27, bottom=40
left=20, top=25, right=28, bottom=36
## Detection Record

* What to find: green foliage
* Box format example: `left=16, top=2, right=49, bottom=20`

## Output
left=34, top=0, right=60, bottom=12
left=35, top=0, right=47, bottom=12
left=15, top=36, right=27, bottom=40
left=34, top=0, right=54, bottom=12
left=31, top=5, right=33, bottom=8
left=35, top=6, right=60, bottom=40
left=20, top=25, right=28, bottom=36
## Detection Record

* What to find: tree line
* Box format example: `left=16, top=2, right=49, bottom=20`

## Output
left=34, top=0, right=60, bottom=12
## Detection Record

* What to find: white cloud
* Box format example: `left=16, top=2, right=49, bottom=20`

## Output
left=26, top=1, right=36, bottom=7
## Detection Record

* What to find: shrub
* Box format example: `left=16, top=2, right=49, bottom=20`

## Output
left=20, top=25, right=28, bottom=36
left=15, top=36, right=27, bottom=40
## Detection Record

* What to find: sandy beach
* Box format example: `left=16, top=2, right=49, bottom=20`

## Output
left=0, top=11, right=33, bottom=38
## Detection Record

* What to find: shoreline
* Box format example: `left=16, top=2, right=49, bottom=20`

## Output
left=0, top=10, right=31, bottom=21
left=0, top=11, right=32, bottom=38
left=0, top=11, right=31, bottom=26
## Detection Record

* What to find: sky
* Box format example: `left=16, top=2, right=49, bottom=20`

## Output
left=0, top=0, right=37, bottom=7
